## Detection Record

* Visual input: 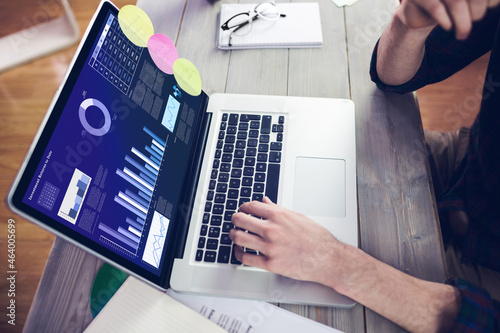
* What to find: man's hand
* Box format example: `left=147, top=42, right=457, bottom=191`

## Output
left=230, top=198, right=462, bottom=333
left=399, top=0, right=499, bottom=39
left=229, top=197, right=342, bottom=286
left=376, top=0, right=499, bottom=85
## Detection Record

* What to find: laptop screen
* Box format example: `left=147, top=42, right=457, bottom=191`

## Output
left=14, top=3, right=208, bottom=281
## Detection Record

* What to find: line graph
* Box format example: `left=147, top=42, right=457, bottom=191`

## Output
left=161, top=94, right=180, bottom=132
left=142, top=211, right=170, bottom=268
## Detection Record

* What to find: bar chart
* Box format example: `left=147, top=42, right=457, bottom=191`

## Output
left=58, top=169, right=92, bottom=224
left=98, top=126, right=166, bottom=252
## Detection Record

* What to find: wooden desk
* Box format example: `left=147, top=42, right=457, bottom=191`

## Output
left=23, top=0, right=447, bottom=332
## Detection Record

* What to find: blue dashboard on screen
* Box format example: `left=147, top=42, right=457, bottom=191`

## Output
left=22, top=9, right=205, bottom=276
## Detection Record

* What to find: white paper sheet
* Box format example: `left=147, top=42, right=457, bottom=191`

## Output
left=330, top=0, right=362, bottom=7
left=85, top=276, right=345, bottom=333
left=167, top=289, right=344, bottom=333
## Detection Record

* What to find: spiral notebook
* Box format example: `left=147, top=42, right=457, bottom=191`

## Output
left=217, top=2, right=323, bottom=50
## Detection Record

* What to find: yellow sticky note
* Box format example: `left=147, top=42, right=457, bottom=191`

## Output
left=118, top=5, right=154, bottom=47
left=173, top=58, right=202, bottom=96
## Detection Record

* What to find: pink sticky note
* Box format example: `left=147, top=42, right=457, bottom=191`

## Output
left=147, top=33, right=178, bottom=75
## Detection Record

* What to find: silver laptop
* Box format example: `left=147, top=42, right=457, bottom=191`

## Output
left=8, top=0, right=358, bottom=307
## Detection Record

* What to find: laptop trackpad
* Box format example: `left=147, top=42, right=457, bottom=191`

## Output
left=293, top=157, right=346, bottom=218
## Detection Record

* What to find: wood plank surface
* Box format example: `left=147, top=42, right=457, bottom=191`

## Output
left=23, top=238, right=103, bottom=332
left=287, top=0, right=349, bottom=99
left=345, top=0, right=447, bottom=331
left=0, top=0, right=65, bottom=38
left=170, top=0, right=231, bottom=95
left=224, top=0, right=290, bottom=96
left=16, top=0, right=448, bottom=332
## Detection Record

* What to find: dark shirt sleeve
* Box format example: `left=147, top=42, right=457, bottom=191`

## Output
left=370, top=8, right=499, bottom=93
left=446, top=278, right=500, bottom=333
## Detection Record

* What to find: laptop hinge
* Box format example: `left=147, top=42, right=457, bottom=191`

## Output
left=172, top=98, right=211, bottom=259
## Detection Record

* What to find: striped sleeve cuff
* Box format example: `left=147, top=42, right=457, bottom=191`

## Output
left=446, top=278, right=498, bottom=333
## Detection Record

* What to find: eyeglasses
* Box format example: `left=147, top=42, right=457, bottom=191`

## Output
left=221, top=1, right=286, bottom=46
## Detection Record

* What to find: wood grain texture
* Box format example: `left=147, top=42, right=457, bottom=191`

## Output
left=15, top=0, right=451, bottom=332
left=345, top=0, right=447, bottom=331
left=287, top=0, right=349, bottom=99
left=171, top=0, right=231, bottom=95
left=23, top=238, right=103, bottom=333
left=0, top=0, right=65, bottom=38
left=224, top=0, right=290, bottom=96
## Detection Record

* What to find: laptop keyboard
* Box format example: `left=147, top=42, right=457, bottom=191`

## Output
left=89, top=15, right=143, bottom=95
left=196, top=113, right=285, bottom=265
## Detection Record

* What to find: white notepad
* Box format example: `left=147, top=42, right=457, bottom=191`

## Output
left=217, top=2, right=323, bottom=50
left=84, top=277, right=343, bottom=333
left=84, top=278, right=225, bottom=333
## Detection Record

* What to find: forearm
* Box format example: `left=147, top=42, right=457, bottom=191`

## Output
left=376, top=8, right=435, bottom=86
left=230, top=200, right=462, bottom=331
left=324, top=244, right=461, bottom=333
